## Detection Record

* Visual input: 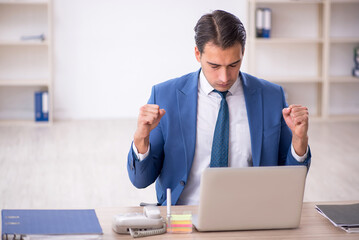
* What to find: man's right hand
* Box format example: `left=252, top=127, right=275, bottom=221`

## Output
left=134, top=104, right=166, bottom=154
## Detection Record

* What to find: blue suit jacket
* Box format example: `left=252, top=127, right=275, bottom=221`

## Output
left=127, top=69, right=311, bottom=205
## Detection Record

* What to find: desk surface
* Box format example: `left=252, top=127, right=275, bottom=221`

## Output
left=95, top=202, right=359, bottom=239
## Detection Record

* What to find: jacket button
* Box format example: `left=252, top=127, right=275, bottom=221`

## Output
left=180, top=181, right=185, bottom=186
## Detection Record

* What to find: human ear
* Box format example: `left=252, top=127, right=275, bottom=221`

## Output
left=194, top=46, right=201, bottom=63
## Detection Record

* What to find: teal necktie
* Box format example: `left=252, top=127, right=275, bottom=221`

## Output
left=210, top=90, right=229, bottom=167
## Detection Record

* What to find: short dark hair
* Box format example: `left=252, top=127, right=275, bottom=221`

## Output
left=194, top=10, right=246, bottom=54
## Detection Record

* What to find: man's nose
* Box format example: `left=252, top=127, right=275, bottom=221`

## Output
left=219, top=68, right=230, bottom=83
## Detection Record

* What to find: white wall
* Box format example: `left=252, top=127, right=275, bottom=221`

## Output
left=53, top=0, right=248, bottom=119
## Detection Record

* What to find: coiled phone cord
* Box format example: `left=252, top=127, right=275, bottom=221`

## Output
left=129, top=222, right=167, bottom=238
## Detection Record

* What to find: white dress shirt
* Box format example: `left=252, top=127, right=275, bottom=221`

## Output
left=176, top=71, right=252, bottom=205
left=133, top=70, right=308, bottom=205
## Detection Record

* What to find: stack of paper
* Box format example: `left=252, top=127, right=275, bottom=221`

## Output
left=167, top=213, right=192, bottom=233
left=316, top=203, right=359, bottom=233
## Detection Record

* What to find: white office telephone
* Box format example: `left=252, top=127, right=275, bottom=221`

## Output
left=112, top=206, right=166, bottom=238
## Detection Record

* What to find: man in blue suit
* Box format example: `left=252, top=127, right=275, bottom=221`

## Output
left=127, top=10, right=311, bottom=206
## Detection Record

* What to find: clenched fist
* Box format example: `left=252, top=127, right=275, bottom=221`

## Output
left=282, top=104, right=309, bottom=156
left=134, top=104, right=166, bottom=154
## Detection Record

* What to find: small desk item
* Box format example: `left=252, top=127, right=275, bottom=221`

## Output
left=167, top=213, right=192, bottom=233
left=112, top=206, right=166, bottom=238
left=1, top=209, right=103, bottom=239
left=192, top=166, right=307, bottom=232
left=316, top=203, right=359, bottom=233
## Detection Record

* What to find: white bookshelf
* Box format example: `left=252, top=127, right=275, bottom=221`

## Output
left=0, top=0, right=53, bottom=124
left=328, top=0, right=359, bottom=118
left=248, top=0, right=359, bottom=120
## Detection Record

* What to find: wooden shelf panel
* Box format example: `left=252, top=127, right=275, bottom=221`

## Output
left=0, top=79, right=50, bottom=86
left=331, top=0, right=359, bottom=3
left=0, top=119, right=51, bottom=126
left=329, top=76, right=359, bottom=83
left=254, top=38, right=323, bottom=44
left=325, top=115, right=359, bottom=121
left=253, top=0, right=323, bottom=4
left=257, top=76, right=323, bottom=83
left=330, top=38, right=359, bottom=44
left=0, top=40, right=48, bottom=46
left=0, top=0, right=48, bottom=5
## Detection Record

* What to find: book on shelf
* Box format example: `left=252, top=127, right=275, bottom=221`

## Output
left=1, top=209, right=103, bottom=240
left=35, top=91, right=49, bottom=122
left=315, top=203, right=359, bottom=233
left=353, top=46, right=359, bottom=78
left=256, top=8, right=263, bottom=38
left=256, top=8, right=271, bottom=38
left=353, top=68, right=359, bottom=78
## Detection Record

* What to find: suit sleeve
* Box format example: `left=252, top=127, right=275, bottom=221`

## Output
left=278, top=87, right=311, bottom=168
left=127, top=86, right=165, bottom=188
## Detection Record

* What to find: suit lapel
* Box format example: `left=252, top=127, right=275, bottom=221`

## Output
left=241, top=73, right=263, bottom=166
left=177, top=70, right=200, bottom=177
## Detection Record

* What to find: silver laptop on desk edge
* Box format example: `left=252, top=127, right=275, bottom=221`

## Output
left=192, top=166, right=307, bottom=232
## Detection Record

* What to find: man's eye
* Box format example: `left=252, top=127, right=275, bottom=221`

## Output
left=229, top=64, right=237, bottom=68
left=211, top=65, right=219, bottom=69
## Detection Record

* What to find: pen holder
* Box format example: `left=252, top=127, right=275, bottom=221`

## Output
left=167, top=212, right=193, bottom=233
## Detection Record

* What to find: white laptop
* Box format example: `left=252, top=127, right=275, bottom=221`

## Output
left=192, top=166, right=307, bottom=232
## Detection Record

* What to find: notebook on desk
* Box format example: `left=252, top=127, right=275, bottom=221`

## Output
left=192, top=166, right=307, bottom=232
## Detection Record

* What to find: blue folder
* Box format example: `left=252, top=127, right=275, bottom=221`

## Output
left=34, top=91, right=49, bottom=122
left=1, top=209, right=103, bottom=237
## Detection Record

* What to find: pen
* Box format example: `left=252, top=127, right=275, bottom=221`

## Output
left=167, top=188, right=171, bottom=219
left=167, top=188, right=172, bottom=232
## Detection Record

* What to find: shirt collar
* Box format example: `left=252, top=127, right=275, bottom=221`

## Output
left=199, top=70, right=241, bottom=96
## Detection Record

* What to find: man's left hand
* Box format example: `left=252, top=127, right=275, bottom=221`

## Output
left=282, top=105, right=309, bottom=156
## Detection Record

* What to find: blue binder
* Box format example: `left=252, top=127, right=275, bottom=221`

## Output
left=353, top=47, right=359, bottom=77
left=262, top=8, right=271, bottom=38
left=1, top=209, right=103, bottom=238
left=255, top=8, right=271, bottom=38
left=34, top=91, right=49, bottom=122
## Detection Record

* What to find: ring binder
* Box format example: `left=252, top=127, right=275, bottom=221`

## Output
left=353, top=47, right=359, bottom=78
left=256, top=8, right=264, bottom=38
left=34, top=91, right=49, bottom=122
left=262, top=8, right=272, bottom=38
left=255, top=8, right=272, bottom=38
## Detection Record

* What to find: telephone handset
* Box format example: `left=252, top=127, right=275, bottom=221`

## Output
left=112, top=206, right=166, bottom=238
